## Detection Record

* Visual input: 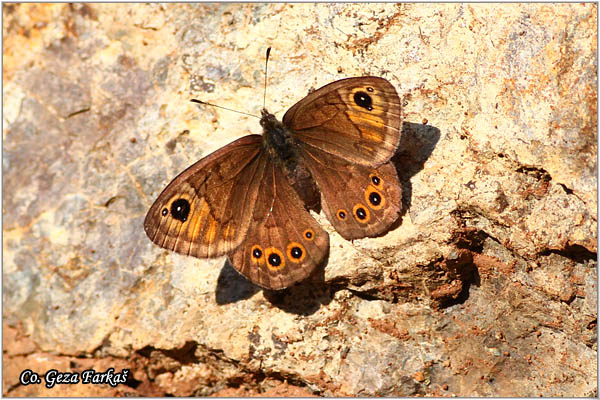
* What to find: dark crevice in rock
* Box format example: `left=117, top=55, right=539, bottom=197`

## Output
left=539, top=244, right=597, bottom=264
left=6, top=379, right=29, bottom=395
left=327, top=279, right=385, bottom=302
left=431, top=249, right=481, bottom=309
left=344, top=287, right=383, bottom=302
left=430, top=222, right=501, bottom=309
left=450, top=207, right=542, bottom=265
left=330, top=248, right=481, bottom=309
left=103, top=195, right=120, bottom=207
left=167, top=343, right=320, bottom=396
left=160, top=341, right=199, bottom=364
left=558, top=182, right=574, bottom=194
left=556, top=182, right=588, bottom=206
left=515, top=164, right=552, bottom=182
left=136, top=341, right=198, bottom=364
left=586, top=318, right=596, bottom=330
left=169, top=342, right=317, bottom=395
left=226, top=368, right=316, bottom=395
left=449, top=225, right=490, bottom=253
left=132, top=341, right=258, bottom=396
left=135, top=341, right=200, bottom=379
left=329, top=267, right=425, bottom=304
left=67, top=106, right=90, bottom=118
left=330, top=228, right=488, bottom=307
left=123, top=373, right=143, bottom=389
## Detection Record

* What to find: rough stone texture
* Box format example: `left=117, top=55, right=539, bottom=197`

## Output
left=3, top=3, right=597, bottom=397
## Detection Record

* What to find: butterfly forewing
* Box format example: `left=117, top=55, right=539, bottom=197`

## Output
left=283, top=76, right=402, bottom=167
left=144, top=135, right=266, bottom=258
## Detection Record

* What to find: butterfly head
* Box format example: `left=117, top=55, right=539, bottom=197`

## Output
left=259, top=108, right=280, bottom=131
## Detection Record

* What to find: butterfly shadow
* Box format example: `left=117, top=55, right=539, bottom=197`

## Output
left=215, top=260, right=261, bottom=304
left=215, top=257, right=332, bottom=316
left=390, top=121, right=441, bottom=224
left=261, top=260, right=333, bottom=316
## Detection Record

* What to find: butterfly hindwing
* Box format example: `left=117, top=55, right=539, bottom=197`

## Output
left=230, top=160, right=330, bottom=290
left=300, top=145, right=402, bottom=240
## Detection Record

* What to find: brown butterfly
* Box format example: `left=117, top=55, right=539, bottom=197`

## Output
left=144, top=76, right=402, bottom=290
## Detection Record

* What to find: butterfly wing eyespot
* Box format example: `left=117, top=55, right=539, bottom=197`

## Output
left=303, top=229, right=315, bottom=241
left=251, top=245, right=264, bottom=263
left=336, top=209, right=347, bottom=220
left=286, top=242, right=306, bottom=263
left=353, top=91, right=373, bottom=111
left=365, top=186, right=385, bottom=210
left=170, top=198, right=191, bottom=222
left=352, top=203, right=371, bottom=223
left=161, top=194, right=193, bottom=222
left=369, top=173, right=383, bottom=188
left=264, top=247, right=286, bottom=271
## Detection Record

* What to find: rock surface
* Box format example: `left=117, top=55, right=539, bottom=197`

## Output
left=3, top=3, right=597, bottom=397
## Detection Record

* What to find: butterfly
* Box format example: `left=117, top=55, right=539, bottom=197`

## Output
left=144, top=76, right=402, bottom=290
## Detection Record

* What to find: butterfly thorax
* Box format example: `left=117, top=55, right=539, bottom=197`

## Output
left=260, top=108, right=320, bottom=211
left=260, top=109, right=297, bottom=160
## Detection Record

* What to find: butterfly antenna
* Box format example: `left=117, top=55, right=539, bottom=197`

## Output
left=190, top=99, right=259, bottom=119
left=263, top=47, right=271, bottom=110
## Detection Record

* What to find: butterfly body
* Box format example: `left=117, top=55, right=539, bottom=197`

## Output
left=260, top=108, right=321, bottom=211
left=145, top=77, right=403, bottom=290
left=260, top=108, right=298, bottom=161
